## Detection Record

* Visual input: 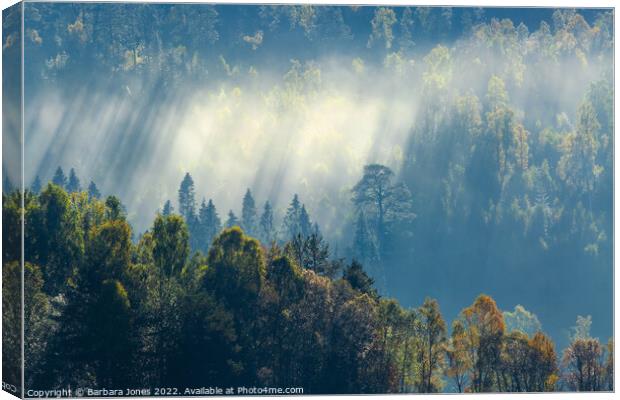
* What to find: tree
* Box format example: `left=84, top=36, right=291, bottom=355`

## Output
left=202, top=199, right=222, bottom=247
left=86, top=219, right=132, bottom=281
left=352, top=164, right=414, bottom=259
left=558, top=101, right=602, bottom=194
left=22, top=263, right=54, bottom=386
left=204, top=228, right=266, bottom=382
left=2, top=261, right=22, bottom=389
left=353, top=211, right=377, bottom=265
left=303, top=233, right=331, bottom=276
left=414, top=298, right=447, bottom=393
left=241, top=189, right=257, bottom=236
left=44, top=209, right=134, bottom=388
left=91, top=279, right=133, bottom=387
left=225, top=210, right=239, bottom=228
left=299, top=205, right=312, bottom=237
left=446, top=320, right=470, bottom=392
left=31, top=176, right=42, bottom=194
left=87, top=181, right=101, bottom=199
left=206, top=227, right=265, bottom=305
left=282, top=194, right=302, bottom=240
left=36, top=183, right=84, bottom=294
left=499, top=330, right=531, bottom=391
left=459, top=294, right=505, bottom=392
left=259, top=201, right=274, bottom=244
left=284, top=232, right=332, bottom=277
left=162, top=200, right=173, bottom=216
left=527, top=332, right=558, bottom=392
left=52, top=167, right=67, bottom=188
left=66, top=168, right=81, bottom=193
left=178, top=173, right=196, bottom=221
left=562, top=337, right=605, bottom=391
left=105, top=196, right=126, bottom=221
left=603, top=339, right=613, bottom=391
left=511, top=123, right=529, bottom=171
left=343, top=260, right=378, bottom=299
left=152, top=214, right=189, bottom=277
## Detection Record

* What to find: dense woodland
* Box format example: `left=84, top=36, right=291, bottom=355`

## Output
left=2, top=167, right=614, bottom=393
left=2, top=4, right=615, bottom=395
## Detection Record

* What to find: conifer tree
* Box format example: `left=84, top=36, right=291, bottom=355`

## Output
left=66, top=168, right=81, bottom=193
left=52, top=166, right=67, bottom=188
left=241, top=189, right=257, bottom=236
left=226, top=210, right=239, bottom=228
left=88, top=181, right=101, bottom=199
left=259, top=201, right=274, bottom=244
left=201, top=199, right=221, bottom=247
left=178, top=173, right=196, bottom=221
left=162, top=200, right=173, bottom=216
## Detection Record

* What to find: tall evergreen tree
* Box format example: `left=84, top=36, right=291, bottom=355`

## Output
left=178, top=173, right=196, bottom=221
left=282, top=194, right=302, bottom=240
left=66, top=168, right=81, bottom=193
left=299, top=205, right=312, bottom=237
left=162, top=200, right=173, bottom=216
left=201, top=199, right=221, bottom=248
left=226, top=210, right=239, bottom=228
left=259, top=201, right=274, bottom=244
left=241, top=189, right=257, bottom=236
left=52, top=167, right=67, bottom=188
left=88, top=181, right=101, bottom=199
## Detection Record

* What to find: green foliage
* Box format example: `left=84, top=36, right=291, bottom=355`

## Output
left=152, top=214, right=190, bottom=277
left=205, top=227, right=265, bottom=306
left=7, top=158, right=612, bottom=393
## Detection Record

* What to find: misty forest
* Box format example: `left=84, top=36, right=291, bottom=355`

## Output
left=2, top=4, right=614, bottom=394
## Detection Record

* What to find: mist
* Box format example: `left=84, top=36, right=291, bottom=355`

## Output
left=15, top=4, right=613, bottom=353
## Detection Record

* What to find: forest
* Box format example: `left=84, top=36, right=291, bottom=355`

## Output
left=1, top=3, right=614, bottom=395
left=2, top=166, right=614, bottom=393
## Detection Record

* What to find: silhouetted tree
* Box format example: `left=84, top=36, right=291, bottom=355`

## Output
left=66, top=168, right=81, bottom=193
left=259, top=201, right=274, bottom=244
left=241, top=189, right=257, bottom=236
left=162, top=200, right=173, bottom=216
left=52, top=167, right=67, bottom=188
left=225, top=210, right=239, bottom=228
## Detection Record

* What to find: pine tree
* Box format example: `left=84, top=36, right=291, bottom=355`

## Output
left=52, top=167, right=67, bottom=188
left=202, top=199, right=221, bottom=247
left=226, top=210, right=239, bottom=228
left=241, top=189, right=257, bottom=236
left=88, top=181, right=101, bottom=199
left=31, top=176, right=42, bottom=194
left=283, top=194, right=302, bottom=240
left=162, top=200, right=173, bottom=216
left=259, top=201, right=274, bottom=244
left=281, top=195, right=314, bottom=241
left=299, top=205, right=312, bottom=237
left=178, top=173, right=196, bottom=221
left=66, top=168, right=81, bottom=193
left=197, top=199, right=210, bottom=252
